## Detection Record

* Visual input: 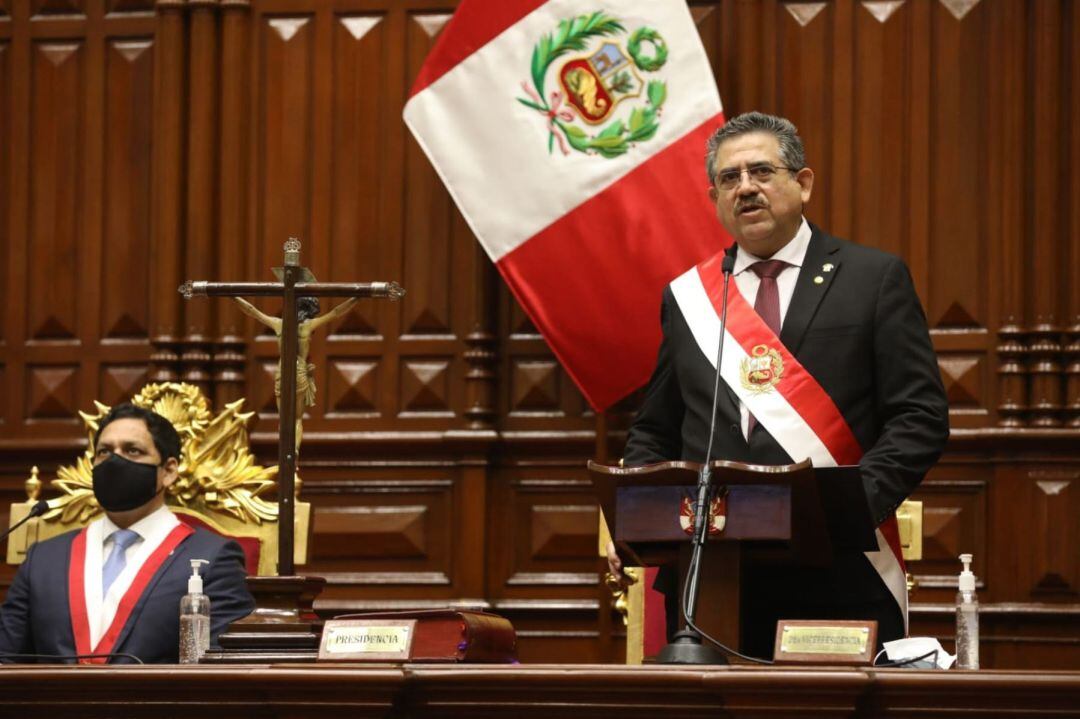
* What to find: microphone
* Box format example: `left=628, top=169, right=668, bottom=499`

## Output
left=657, top=243, right=739, bottom=665
left=0, top=499, right=49, bottom=545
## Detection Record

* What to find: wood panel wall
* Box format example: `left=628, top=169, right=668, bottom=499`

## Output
left=0, top=0, right=1077, bottom=667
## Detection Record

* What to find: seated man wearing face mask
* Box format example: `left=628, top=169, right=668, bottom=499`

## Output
left=0, top=404, right=255, bottom=663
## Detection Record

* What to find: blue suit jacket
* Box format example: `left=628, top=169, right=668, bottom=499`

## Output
left=0, top=523, right=255, bottom=663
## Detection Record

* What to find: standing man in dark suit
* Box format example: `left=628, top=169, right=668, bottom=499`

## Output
left=608, top=111, right=949, bottom=658
left=0, top=404, right=255, bottom=663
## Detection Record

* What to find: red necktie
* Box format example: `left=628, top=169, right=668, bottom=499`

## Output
left=746, top=260, right=789, bottom=436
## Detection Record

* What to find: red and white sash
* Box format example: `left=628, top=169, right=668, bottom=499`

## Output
left=670, top=251, right=909, bottom=631
left=68, top=523, right=193, bottom=663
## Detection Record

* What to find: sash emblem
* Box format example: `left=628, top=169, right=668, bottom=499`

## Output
left=740, top=344, right=784, bottom=393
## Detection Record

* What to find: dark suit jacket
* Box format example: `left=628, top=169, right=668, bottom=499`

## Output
left=624, top=224, right=949, bottom=608
left=0, top=524, right=255, bottom=664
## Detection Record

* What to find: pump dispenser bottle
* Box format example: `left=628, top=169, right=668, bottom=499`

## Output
left=955, top=553, right=979, bottom=670
left=179, top=559, right=211, bottom=664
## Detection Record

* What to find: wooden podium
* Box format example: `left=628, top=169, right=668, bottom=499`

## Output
left=589, top=459, right=878, bottom=657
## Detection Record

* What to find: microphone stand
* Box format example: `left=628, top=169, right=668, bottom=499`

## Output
left=0, top=499, right=50, bottom=545
left=656, top=248, right=736, bottom=665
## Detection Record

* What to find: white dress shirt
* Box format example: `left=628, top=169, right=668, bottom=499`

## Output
left=82, top=504, right=180, bottom=648
left=731, top=217, right=812, bottom=438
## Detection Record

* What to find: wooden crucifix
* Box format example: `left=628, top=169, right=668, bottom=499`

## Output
left=179, top=238, right=404, bottom=575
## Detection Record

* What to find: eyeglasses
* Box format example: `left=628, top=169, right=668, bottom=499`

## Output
left=715, top=163, right=797, bottom=191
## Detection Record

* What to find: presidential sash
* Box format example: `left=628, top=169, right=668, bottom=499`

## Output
left=68, top=523, right=194, bottom=663
left=670, top=251, right=909, bottom=630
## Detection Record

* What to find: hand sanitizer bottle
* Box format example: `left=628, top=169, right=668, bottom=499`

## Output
left=955, top=553, right=979, bottom=670
left=179, top=559, right=211, bottom=664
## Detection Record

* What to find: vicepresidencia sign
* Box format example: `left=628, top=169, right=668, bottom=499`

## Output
left=773, top=620, right=878, bottom=665
left=318, top=619, right=416, bottom=662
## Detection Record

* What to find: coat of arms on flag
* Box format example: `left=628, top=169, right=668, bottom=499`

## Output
left=517, top=12, right=669, bottom=158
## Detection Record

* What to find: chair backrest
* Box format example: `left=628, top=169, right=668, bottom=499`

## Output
left=5, top=382, right=310, bottom=576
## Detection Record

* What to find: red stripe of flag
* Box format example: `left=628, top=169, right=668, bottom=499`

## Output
left=697, top=254, right=864, bottom=465
left=497, top=114, right=727, bottom=410
left=409, top=0, right=548, bottom=98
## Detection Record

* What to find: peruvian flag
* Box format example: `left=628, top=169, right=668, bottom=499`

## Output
left=404, top=0, right=727, bottom=410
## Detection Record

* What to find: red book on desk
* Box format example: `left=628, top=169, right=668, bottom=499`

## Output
left=326, top=609, right=516, bottom=663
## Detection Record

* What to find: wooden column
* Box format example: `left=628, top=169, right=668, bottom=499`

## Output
left=992, top=0, right=1028, bottom=427
left=1066, top=0, right=1080, bottom=429
left=1026, top=0, right=1063, bottom=428
left=463, top=247, right=497, bottom=432
left=180, top=0, right=219, bottom=396
left=148, top=0, right=187, bottom=383
left=213, top=0, right=251, bottom=408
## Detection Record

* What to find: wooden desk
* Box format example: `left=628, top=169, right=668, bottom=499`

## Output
left=0, top=664, right=1077, bottom=718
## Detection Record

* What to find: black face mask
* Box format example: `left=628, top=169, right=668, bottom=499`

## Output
left=92, top=453, right=164, bottom=512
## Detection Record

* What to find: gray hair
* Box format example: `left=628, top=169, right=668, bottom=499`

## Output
left=704, top=112, right=807, bottom=186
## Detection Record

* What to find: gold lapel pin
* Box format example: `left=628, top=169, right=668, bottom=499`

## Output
left=822, top=263, right=834, bottom=272
left=814, top=276, right=824, bottom=284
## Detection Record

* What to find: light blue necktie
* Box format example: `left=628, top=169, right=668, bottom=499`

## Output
left=102, top=528, right=140, bottom=597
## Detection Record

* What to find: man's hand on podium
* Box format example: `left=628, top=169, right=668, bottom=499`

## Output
left=605, top=541, right=631, bottom=590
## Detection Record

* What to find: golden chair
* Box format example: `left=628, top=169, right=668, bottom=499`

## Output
left=601, top=499, right=924, bottom=663
left=6, top=382, right=310, bottom=576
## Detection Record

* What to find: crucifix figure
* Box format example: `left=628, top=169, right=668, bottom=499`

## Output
left=232, top=294, right=359, bottom=453
left=180, top=238, right=404, bottom=575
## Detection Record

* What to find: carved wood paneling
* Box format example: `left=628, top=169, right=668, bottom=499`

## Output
left=99, top=364, right=149, bottom=407
left=510, top=359, right=561, bottom=416
left=181, top=5, right=219, bottom=385
left=402, top=13, right=453, bottom=337
left=29, top=42, right=83, bottom=343
left=148, top=3, right=186, bottom=383
left=107, top=0, right=154, bottom=13
left=530, top=504, right=597, bottom=559
left=907, top=473, right=988, bottom=597
left=926, top=0, right=989, bottom=332
left=938, top=354, right=986, bottom=411
left=25, top=364, right=80, bottom=421
left=31, top=0, right=83, bottom=17
left=0, top=40, right=8, bottom=350
left=1026, top=469, right=1078, bottom=597
left=494, top=471, right=601, bottom=599
left=257, top=16, right=314, bottom=276
left=1070, top=0, right=1080, bottom=429
left=300, top=473, right=458, bottom=601
left=102, top=40, right=153, bottom=341
left=850, top=0, right=910, bottom=259
left=400, top=359, right=450, bottom=416
left=325, top=358, right=379, bottom=417
left=329, top=14, right=387, bottom=338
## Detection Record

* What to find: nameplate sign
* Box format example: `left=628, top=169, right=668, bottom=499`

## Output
left=773, top=620, right=877, bottom=665
left=318, top=619, right=416, bottom=661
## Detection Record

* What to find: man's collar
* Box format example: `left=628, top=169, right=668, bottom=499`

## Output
left=101, top=503, right=177, bottom=541
left=734, top=217, right=812, bottom=274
